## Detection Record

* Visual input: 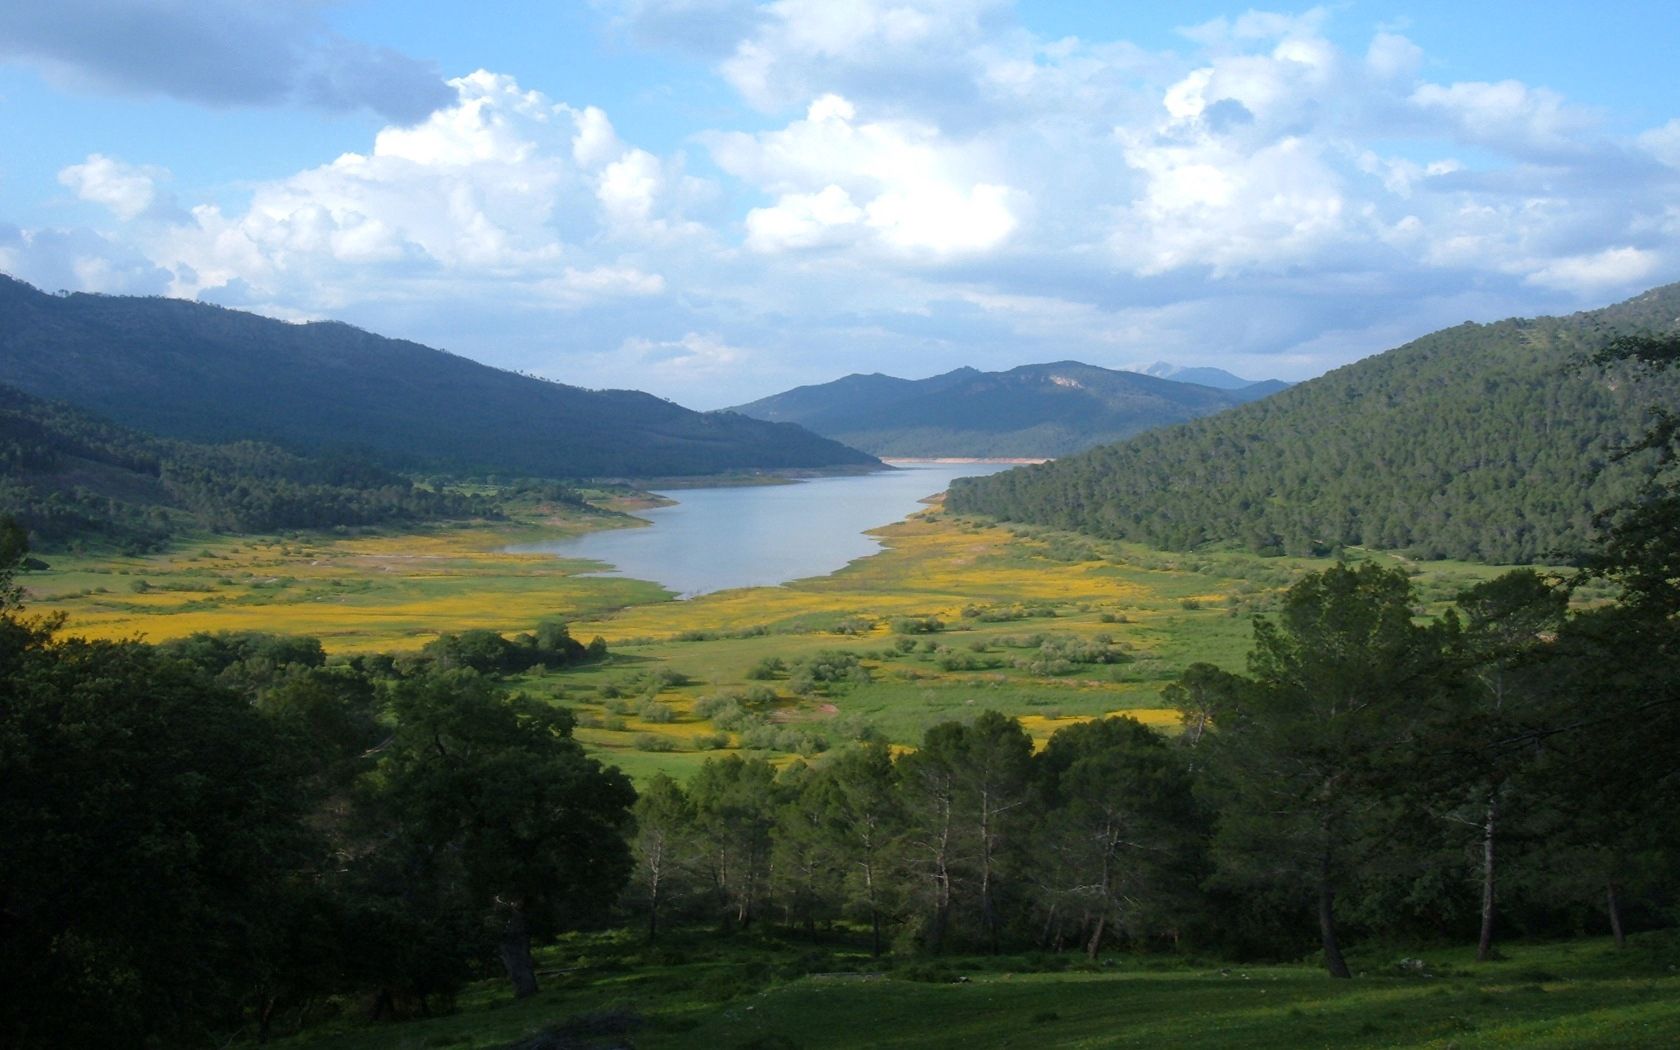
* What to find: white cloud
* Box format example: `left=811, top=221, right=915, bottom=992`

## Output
left=58, top=154, right=166, bottom=221
left=711, top=93, right=1020, bottom=257
left=1525, top=247, right=1661, bottom=291
left=744, top=185, right=865, bottom=251
left=1410, top=80, right=1599, bottom=155
left=96, top=71, right=699, bottom=306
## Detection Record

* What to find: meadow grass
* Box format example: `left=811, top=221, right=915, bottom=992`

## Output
left=21, top=504, right=1531, bottom=778
left=261, top=929, right=1680, bottom=1050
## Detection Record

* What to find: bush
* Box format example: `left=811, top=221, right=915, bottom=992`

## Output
left=890, top=616, right=944, bottom=635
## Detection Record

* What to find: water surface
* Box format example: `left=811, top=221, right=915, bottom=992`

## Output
left=512, top=462, right=1017, bottom=597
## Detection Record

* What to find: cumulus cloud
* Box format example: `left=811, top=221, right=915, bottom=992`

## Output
left=710, top=93, right=1020, bottom=257
left=0, top=0, right=450, bottom=122
left=58, top=154, right=171, bottom=221
left=3, top=69, right=712, bottom=363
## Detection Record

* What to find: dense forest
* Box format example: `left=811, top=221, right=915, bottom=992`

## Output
left=730, top=361, right=1283, bottom=458
left=0, top=274, right=877, bottom=478
left=949, top=284, right=1680, bottom=563
left=0, top=383, right=504, bottom=550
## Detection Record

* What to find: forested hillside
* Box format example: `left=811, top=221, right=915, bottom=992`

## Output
left=0, top=383, right=499, bottom=549
left=0, top=275, right=876, bottom=478
left=948, top=285, right=1680, bottom=563
left=730, top=361, right=1280, bottom=457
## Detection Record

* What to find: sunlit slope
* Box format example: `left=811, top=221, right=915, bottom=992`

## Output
left=950, top=283, right=1680, bottom=563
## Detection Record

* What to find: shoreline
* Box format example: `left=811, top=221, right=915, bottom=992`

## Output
left=881, top=456, right=1048, bottom=465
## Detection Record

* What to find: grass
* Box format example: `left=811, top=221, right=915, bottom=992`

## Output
left=19, top=503, right=1529, bottom=779
left=259, top=930, right=1680, bottom=1049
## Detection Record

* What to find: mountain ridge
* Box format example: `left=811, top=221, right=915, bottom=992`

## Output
left=729, top=360, right=1282, bottom=457
left=0, top=275, right=877, bottom=479
left=947, top=284, right=1680, bottom=564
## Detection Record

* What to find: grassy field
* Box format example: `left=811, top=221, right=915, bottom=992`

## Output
left=19, top=502, right=1518, bottom=775
left=263, top=929, right=1680, bottom=1049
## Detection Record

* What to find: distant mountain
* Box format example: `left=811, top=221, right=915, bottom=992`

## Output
left=949, top=284, right=1680, bottom=565
left=0, top=383, right=499, bottom=550
left=1140, top=362, right=1290, bottom=392
left=0, top=276, right=876, bottom=479
left=728, top=361, right=1282, bottom=457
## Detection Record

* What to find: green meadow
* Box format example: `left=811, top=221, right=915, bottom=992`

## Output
left=19, top=501, right=1525, bottom=774
left=267, top=930, right=1680, bottom=1050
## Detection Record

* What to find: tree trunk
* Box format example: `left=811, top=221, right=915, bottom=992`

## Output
left=1318, top=851, right=1351, bottom=979
left=1476, top=793, right=1499, bottom=962
left=1607, top=880, right=1627, bottom=949
left=499, top=904, right=540, bottom=999
left=1085, top=912, right=1107, bottom=960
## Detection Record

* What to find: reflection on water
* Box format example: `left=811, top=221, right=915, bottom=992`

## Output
left=510, top=462, right=1018, bottom=598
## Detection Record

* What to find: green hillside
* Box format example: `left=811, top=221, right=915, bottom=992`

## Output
left=0, top=275, right=877, bottom=478
left=730, top=361, right=1280, bottom=457
left=0, top=383, right=499, bottom=550
left=948, top=285, right=1680, bottom=563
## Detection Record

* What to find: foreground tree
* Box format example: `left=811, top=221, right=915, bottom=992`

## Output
left=1200, top=563, right=1460, bottom=978
left=1445, top=571, right=1567, bottom=961
left=364, top=670, right=635, bottom=999
left=1, top=527, right=316, bottom=1045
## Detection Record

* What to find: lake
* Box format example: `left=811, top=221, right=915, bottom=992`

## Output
left=511, top=461, right=1019, bottom=597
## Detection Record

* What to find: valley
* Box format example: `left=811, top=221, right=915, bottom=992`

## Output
left=18, top=483, right=1510, bottom=779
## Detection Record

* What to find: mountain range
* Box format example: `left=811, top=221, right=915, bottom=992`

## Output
left=948, top=283, right=1680, bottom=564
left=0, top=275, right=876, bottom=479
left=728, top=361, right=1288, bottom=458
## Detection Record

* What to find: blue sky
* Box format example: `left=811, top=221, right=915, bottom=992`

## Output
left=3, top=1, right=1678, bottom=408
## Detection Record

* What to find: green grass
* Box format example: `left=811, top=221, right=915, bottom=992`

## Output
left=261, top=931, right=1680, bottom=1049
left=21, top=505, right=1557, bottom=780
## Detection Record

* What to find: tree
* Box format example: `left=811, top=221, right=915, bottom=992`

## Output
left=1201, top=563, right=1459, bottom=977
left=0, top=634, right=314, bottom=1045
left=364, top=670, right=635, bottom=999
left=688, top=754, right=779, bottom=931
left=1032, top=717, right=1203, bottom=958
left=632, top=774, right=697, bottom=944
left=1448, top=570, right=1567, bottom=961
left=800, top=743, right=904, bottom=955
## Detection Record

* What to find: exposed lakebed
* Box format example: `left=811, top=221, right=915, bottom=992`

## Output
left=511, top=462, right=1018, bottom=597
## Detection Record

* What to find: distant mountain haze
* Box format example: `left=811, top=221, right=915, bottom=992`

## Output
left=949, top=283, right=1680, bottom=565
left=729, top=361, right=1286, bottom=457
left=1138, top=362, right=1288, bottom=392
left=0, top=275, right=877, bottom=479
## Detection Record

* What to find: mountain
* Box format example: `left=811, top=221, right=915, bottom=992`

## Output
left=948, top=285, right=1680, bottom=564
left=1139, top=362, right=1289, bottom=391
left=0, top=276, right=876, bottom=479
left=728, top=361, right=1282, bottom=457
left=0, top=382, right=502, bottom=550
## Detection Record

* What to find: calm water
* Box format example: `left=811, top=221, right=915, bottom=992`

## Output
left=511, top=462, right=1018, bottom=597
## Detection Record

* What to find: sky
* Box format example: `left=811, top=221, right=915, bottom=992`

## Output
left=3, top=2, right=1679, bottom=409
